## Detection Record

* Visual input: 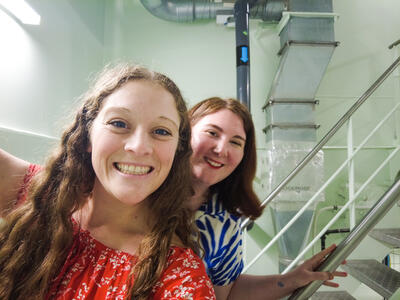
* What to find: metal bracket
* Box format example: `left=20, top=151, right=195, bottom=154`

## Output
left=277, top=11, right=340, bottom=35
left=262, top=98, right=319, bottom=110
left=263, top=122, right=320, bottom=134
left=389, top=39, right=400, bottom=49
left=278, top=40, right=340, bottom=56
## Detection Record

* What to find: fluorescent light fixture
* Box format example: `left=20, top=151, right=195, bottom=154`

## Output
left=0, top=0, right=40, bottom=25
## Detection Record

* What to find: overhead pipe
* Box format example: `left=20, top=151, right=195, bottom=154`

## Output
left=140, top=0, right=286, bottom=23
left=139, top=0, right=225, bottom=23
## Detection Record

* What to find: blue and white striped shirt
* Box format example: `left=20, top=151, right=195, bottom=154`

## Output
left=195, top=194, right=244, bottom=286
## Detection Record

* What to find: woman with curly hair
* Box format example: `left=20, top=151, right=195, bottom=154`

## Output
left=0, top=64, right=215, bottom=300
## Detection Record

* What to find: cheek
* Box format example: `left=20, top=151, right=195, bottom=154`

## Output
left=232, top=151, right=244, bottom=169
left=159, top=142, right=179, bottom=168
left=191, top=135, right=208, bottom=157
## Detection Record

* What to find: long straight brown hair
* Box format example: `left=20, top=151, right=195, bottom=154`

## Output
left=189, top=97, right=263, bottom=219
left=0, top=63, right=195, bottom=300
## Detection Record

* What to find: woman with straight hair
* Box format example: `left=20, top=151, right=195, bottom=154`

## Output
left=189, top=97, right=347, bottom=300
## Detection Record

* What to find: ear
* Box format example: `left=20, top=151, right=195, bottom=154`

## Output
left=87, top=142, right=92, bottom=153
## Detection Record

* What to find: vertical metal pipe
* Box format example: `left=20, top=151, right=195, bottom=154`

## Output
left=234, top=0, right=251, bottom=109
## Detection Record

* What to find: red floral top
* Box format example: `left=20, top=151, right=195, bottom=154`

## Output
left=18, top=164, right=216, bottom=300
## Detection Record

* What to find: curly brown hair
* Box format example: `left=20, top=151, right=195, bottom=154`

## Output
left=189, top=97, right=263, bottom=219
left=0, top=63, right=195, bottom=300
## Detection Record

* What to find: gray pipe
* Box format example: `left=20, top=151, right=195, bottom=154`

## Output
left=139, top=0, right=224, bottom=23
left=235, top=0, right=251, bottom=108
left=140, top=0, right=285, bottom=23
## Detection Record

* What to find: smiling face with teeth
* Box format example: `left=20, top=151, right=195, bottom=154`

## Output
left=190, top=108, right=246, bottom=189
left=88, top=80, right=180, bottom=208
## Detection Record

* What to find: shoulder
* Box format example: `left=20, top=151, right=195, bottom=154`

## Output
left=195, top=194, right=244, bottom=286
left=15, top=164, right=41, bottom=206
left=196, top=194, right=241, bottom=223
left=195, top=194, right=242, bottom=236
left=152, top=247, right=216, bottom=299
left=0, top=149, right=31, bottom=216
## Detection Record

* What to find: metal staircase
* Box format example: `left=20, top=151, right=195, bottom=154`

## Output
left=370, top=228, right=400, bottom=248
left=243, top=47, right=400, bottom=299
left=337, top=228, right=400, bottom=299
left=341, top=259, right=400, bottom=299
left=311, top=291, right=356, bottom=300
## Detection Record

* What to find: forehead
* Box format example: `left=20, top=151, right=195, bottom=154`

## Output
left=100, top=80, right=180, bottom=123
left=194, top=109, right=246, bottom=137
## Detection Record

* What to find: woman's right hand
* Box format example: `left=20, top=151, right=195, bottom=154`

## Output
left=287, top=244, right=347, bottom=289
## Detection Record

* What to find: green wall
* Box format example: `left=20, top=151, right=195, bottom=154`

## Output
left=0, top=0, right=399, bottom=282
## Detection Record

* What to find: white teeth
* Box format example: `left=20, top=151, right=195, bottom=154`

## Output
left=115, top=163, right=151, bottom=175
left=206, top=158, right=222, bottom=167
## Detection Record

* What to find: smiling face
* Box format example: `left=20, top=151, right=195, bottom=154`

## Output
left=89, top=80, right=180, bottom=206
left=190, top=109, right=246, bottom=188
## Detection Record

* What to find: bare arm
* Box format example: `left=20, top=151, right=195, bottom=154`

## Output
left=0, top=148, right=30, bottom=217
left=215, top=244, right=347, bottom=300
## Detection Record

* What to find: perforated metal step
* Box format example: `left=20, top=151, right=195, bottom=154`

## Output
left=341, top=259, right=400, bottom=299
left=311, top=291, right=356, bottom=300
left=369, top=228, right=400, bottom=248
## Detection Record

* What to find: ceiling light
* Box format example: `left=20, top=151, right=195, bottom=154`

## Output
left=0, top=0, right=40, bottom=25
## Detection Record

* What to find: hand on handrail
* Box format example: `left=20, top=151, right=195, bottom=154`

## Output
left=288, top=244, right=347, bottom=289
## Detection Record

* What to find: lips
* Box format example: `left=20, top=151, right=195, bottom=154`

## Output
left=205, top=157, right=223, bottom=168
left=114, top=163, right=153, bottom=175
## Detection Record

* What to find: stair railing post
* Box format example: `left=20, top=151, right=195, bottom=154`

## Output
left=347, top=117, right=356, bottom=229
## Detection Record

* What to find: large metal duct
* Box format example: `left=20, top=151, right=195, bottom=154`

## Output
left=263, top=0, right=337, bottom=272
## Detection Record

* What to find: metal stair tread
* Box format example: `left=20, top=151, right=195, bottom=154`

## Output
left=341, top=259, right=400, bottom=299
left=311, top=291, right=356, bottom=300
left=369, top=228, right=400, bottom=248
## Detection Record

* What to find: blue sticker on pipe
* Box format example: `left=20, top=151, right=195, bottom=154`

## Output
left=236, top=45, right=249, bottom=66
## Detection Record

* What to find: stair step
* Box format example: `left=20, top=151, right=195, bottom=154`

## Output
left=369, top=228, right=400, bottom=248
left=341, top=259, right=400, bottom=299
left=311, top=291, right=356, bottom=300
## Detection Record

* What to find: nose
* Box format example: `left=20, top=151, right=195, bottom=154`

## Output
left=213, top=139, right=228, bottom=157
left=124, top=128, right=153, bottom=155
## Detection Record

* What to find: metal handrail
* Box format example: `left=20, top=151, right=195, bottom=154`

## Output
left=241, top=55, right=400, bottom=229
left=283, top=146, right=400, bottom=273
left=242, top=102, right=400, bottom=273
left=389, top=39, right=400, bottom=49
left=288, top=178, right=400, bottom=300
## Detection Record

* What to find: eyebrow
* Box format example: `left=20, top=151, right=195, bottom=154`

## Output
left=207, top=124, right=246, bottom=142
left=103, top=107, right=179, bottom=130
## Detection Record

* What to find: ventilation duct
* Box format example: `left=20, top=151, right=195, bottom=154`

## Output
left=139, top=0, right=225, bottom=23
left=140, top=0, right=286, bottom=23
left=262, top=0, right=338, bottom=272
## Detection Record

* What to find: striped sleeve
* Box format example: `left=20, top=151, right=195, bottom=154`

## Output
left=195, top=194, right=244, bottom=286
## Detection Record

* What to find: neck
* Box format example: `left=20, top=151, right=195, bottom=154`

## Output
left=187, top=179, right=211, bottom=212
left=73, top=180, right=153, bottom=254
